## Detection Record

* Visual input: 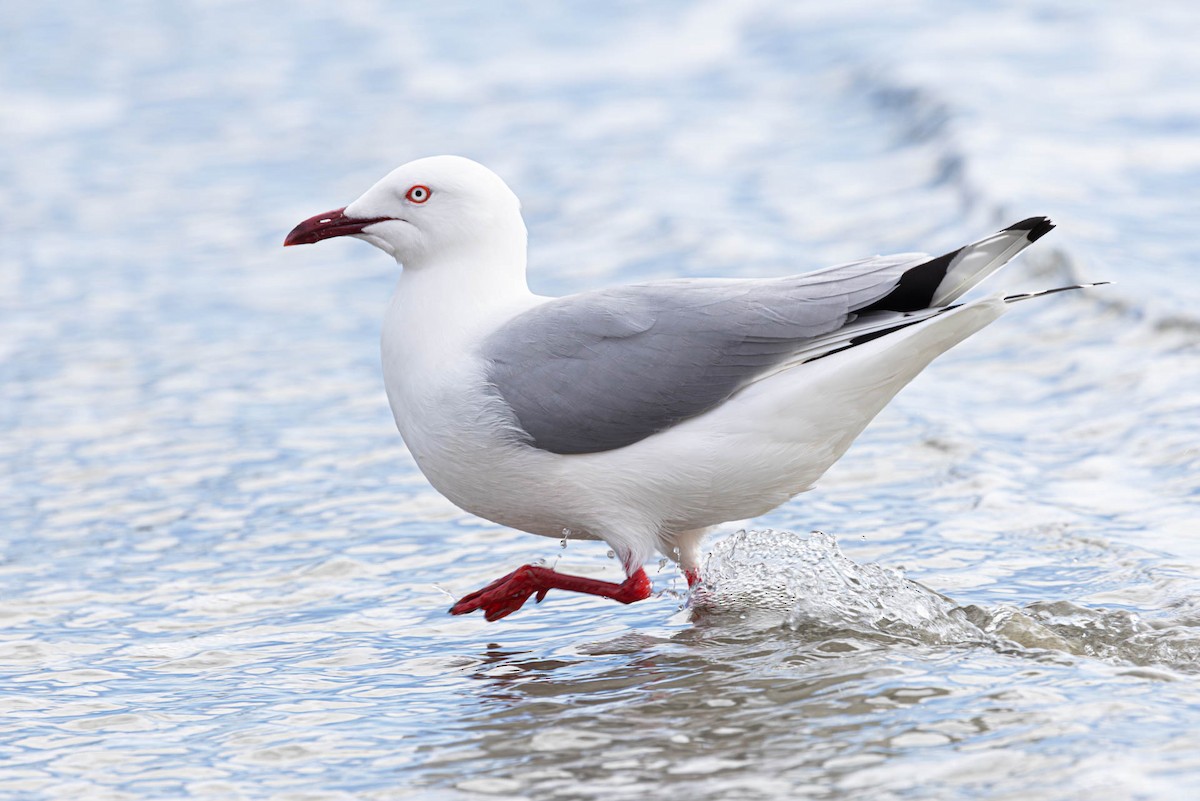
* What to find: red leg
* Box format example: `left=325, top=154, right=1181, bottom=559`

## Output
left=684, top=567, right=702, bottom=588
left=450, top=565, right=652, bottom=622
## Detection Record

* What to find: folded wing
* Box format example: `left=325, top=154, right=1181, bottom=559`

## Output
left=482, top=218, right=1054, bottom=454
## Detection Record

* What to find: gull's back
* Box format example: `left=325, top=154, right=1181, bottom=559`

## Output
left=483, top=217, right=1057, bottom=457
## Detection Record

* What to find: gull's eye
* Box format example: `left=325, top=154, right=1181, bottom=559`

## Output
left=405, top=185, right=431, bottom=203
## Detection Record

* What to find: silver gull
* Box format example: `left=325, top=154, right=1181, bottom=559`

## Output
left=284, top=155, right=1102, bottom=621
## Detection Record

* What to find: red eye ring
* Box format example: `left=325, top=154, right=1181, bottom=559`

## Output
left=406, top=185, right=431, bottom=203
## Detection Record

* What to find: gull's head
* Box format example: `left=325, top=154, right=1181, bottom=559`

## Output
left=284, top=156, right=525, bottom=269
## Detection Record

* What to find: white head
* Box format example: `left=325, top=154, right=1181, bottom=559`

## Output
left=285, top=156, right=527, bottom=272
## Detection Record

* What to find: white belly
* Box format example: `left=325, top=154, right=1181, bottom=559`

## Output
left=379, top=291, right=1004, bottom=565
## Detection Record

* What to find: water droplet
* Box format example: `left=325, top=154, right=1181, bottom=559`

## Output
left=606, top=550, right=615, bottom=559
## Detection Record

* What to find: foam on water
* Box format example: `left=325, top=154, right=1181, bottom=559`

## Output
left=697, top=529, right=1200, bottom=675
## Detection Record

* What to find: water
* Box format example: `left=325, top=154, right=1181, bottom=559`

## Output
left=3, top=1, right=1199, bottom=798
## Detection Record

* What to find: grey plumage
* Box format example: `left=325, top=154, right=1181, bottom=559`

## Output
left=482, top=219, right=1057, bottom=455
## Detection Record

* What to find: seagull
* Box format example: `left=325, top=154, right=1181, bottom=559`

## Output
left=284, top=155, right=1101, bottom=621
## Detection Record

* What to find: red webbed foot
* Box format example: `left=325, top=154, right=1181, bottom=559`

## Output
left=449, top=565, right=545, bottom=621
left=450, top=565, right=652, bottom=621
left=684, top=567, right=702, bottom=588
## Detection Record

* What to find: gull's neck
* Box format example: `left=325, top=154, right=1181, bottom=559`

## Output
left=384, top=228, right=542, bottom=379
left=395, top=233, right=534, bottom=320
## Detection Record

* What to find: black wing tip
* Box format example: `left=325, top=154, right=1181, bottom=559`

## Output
left=1003, top=216, right=1056, bottom=243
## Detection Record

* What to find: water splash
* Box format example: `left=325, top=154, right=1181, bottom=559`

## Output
left=695, top=529, right=983, bottom=644
left=695, top=530, right=1200, bottom=674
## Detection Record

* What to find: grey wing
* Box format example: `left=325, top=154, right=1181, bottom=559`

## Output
left=481, top=253, right=928, bottom=455
left=481, top=217, right=1053, bottom=454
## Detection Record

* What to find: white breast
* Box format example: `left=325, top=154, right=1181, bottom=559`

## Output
left=379, top=280, right=575, bottom=538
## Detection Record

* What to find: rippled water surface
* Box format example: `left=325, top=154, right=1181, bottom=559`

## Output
left=4, top=2, right=1200, bottom=799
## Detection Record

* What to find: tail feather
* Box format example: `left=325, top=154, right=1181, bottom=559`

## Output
left=930, top=217, right=1056, bottom=306
left=795, top=281, right=1109, bottom=367
left=1004, top=281, right=1111, bottom=303
left=783, top=219, right=1105, bottom=370
left=862, top=216, right=1057, bottom=313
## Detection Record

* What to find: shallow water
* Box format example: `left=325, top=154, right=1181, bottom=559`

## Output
left=4, top=1, right=1200, bottom=799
